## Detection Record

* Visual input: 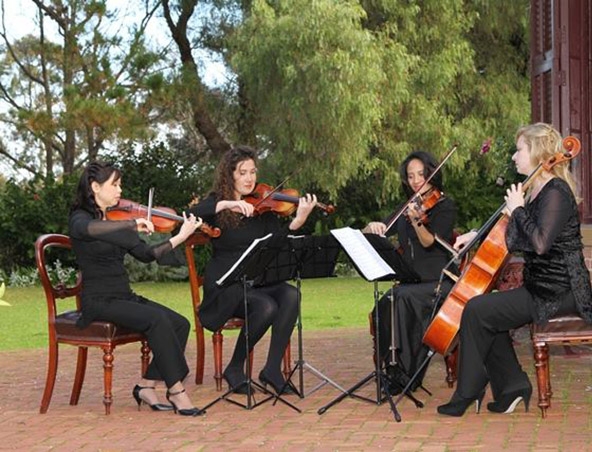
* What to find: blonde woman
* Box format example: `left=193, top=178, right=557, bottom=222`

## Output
left=438, top=123, right=592, bottom=417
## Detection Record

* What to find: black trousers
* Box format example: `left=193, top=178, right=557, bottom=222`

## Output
left=456, top=287, right=576, bottom=400
left=375, top=280, right=451, bottom=384
left=94, top=295, right=190, bottom=388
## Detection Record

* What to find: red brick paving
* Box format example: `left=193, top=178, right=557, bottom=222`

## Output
left=1, top=327, right=591, bottom=451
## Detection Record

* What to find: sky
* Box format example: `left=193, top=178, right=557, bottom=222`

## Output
left=0, top=0, right=228, bottom=179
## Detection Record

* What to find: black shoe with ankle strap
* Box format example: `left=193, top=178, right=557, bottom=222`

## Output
left=166, top=389, right=205, bottom=416
left=132, top=385, right=173, bottom=411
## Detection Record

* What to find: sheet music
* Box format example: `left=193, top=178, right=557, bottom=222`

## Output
left=216, top=233, right=273, bottom=286
left=330, top=227, right=396, bottom=281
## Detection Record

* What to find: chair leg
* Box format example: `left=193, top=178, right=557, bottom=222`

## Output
left=195, top=323, right=205, bottom=385
left=282, top=341, right=292, bottom=381
left=140, top=340, right=150, bottom=376
left=102, top=346, right=115, bottom=415
left=70, top=346, right=88, bottom=405
left=533, top=341, right=550, bottom=418
left=213, top=331, right=223, bottom=391
left=39, top=340, right=59, bottom=414
left=444, top=348, right=458, bottom=388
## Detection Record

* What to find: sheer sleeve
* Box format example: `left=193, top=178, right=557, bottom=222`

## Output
left=506, top=185, right=571, bottom=255
left=70, top=210, right=139, bottom=246
left=69, top=209, right=174, bottom=263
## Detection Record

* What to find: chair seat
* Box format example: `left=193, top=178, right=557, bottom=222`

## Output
left=55, top=310, right=145, bottom=343
left=222, top=317, right=244, bottom=330
left=532, top=315, right=592, bottom=342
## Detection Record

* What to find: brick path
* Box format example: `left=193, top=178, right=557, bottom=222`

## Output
left=1, top=327, right=591, bottom=451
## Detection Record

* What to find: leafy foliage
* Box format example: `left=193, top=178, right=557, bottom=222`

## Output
left=0, top=175, right=76, bottom=272
left=231, top=0, right=384, bottom=192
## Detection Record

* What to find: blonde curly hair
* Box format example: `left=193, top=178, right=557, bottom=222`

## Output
left=515, top=122, right=577, bottom=196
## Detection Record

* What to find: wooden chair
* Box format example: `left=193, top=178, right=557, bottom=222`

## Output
left=531, top=314, right=592, bottom=417
left=36, top=234, right=150, bottom=415
left=185, top=233, right=291, bottom=391
left=491, top=257, right=592, bottom=418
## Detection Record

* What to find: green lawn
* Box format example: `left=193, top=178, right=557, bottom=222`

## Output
left=0, top=277, right=391, bottom=351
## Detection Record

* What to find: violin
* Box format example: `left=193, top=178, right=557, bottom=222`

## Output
left=422, top=136, right=582, bottom=356
left=404, top=187, right=444, bottom=225
left=106, top=199, right=221, bottom=238
left=242, top=182, right=336, bottom=217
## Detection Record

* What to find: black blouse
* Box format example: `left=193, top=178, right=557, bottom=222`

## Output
left=188, top=194, right=289, bottom=331
left=68, top=209, right=174, bottom=327
left=383, top=196, right=457, bottom=282
left=506, top=178, right=592, bottom=323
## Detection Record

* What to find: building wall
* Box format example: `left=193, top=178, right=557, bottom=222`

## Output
left=531, top=0, right=592, bottom=273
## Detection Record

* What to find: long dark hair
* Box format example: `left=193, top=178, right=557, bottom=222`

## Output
left=71, top=161, right=121, bottom=218
left=399, top=150, right=443, bottom=197
left=212, top=145, right=258, bottom=229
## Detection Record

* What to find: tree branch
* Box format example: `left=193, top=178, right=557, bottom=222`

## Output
left=162, top=0, right=230, bottom=157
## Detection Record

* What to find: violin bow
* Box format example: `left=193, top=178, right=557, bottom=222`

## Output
left=147, top=187, right=154, bottom=223
left=384, top=143, right=458, bottom=232
left=252, top=172, right=296, bottom=207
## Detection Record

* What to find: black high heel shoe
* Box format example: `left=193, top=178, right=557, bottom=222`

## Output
left=166, top=389, right=205, bottom=416
left=487, top=385, right=532, bottom=414
left=132, top=385, right=173, bottom=411
left=259, top=370, right=296, bottom=395
left=223, top=368, right=249, bottom=395
left=437, top=390, right=486, bottom=417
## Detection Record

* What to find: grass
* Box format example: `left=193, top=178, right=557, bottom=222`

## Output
left=0, top=277, right=391, bottom=351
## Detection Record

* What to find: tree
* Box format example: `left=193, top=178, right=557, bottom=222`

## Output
left=0, top=0, right=173, bottom=178
left=161, top=0, right=529, bottom=203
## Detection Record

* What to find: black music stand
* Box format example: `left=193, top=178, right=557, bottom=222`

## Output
left=317, top=227, right=424, bottom=421
left=255, top=234, right=343, bottom=398
left=201, top=233, right=300, bottom=413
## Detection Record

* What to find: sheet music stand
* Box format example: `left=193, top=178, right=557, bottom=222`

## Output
left=255, top=234, right=344, bottom=398
left=201, top=233, right=300, bottom=413
left=317, top=228, right=424, bottom=421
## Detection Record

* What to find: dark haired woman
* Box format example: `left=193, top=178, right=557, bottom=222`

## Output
left=69, top=161, right=204, bottom=416
left=188, top=145, right=317, bottom=395
left=363, top=151, right=457, bottom=394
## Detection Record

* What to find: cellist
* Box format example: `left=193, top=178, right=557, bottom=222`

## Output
left=438, top=123, right=592, bottom=417
left=363, top=150, right=457, bottom=394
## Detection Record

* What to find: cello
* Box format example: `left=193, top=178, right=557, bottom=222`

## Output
left=423, top=136, right=582, bottom=356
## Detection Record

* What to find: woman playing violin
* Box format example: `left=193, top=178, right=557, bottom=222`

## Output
left=438, top=123, right=592, bottom=417
left=69, top=161, right=204, bottom=416
left=187, top=145, right=317, bottom=395
left=363, top=150, right=457, bottom=394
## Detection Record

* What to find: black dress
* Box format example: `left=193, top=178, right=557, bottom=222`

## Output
left=69, top=209, right=191, bottom=387
left=374, top=196, right=457, bottom=388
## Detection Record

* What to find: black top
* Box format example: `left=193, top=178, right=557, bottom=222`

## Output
left=188, top=194, right=290, bottom=331
left=68, top=209, right=174, bottom=327
left=383, top=196, right=457, bottom=282
left=506, top=178, right=592, bottom=323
